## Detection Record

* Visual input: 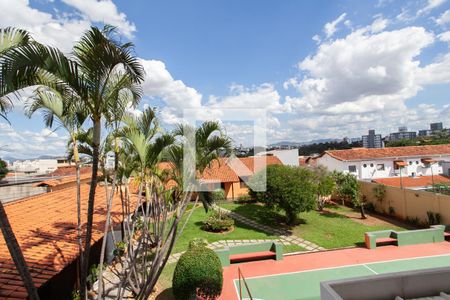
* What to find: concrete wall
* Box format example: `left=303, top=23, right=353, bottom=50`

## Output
left=360, top=181, right=450, bottom=224
left=0, top=184, right=47, bottom=203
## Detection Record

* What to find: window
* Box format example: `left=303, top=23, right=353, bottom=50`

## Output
left=416, top=161, right=419, bottom=165
left=370, top=163, right=374, bottom=167
left=363, top=164, right=367, bottom=168
left=348, top=165, right=357, bottom=173
left=376, top=164, right=385, bottom=171
left=409, top=161, right=413, bottom=165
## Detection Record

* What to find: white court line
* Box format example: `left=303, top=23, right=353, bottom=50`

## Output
left=362, top=264, right=379, bottom=275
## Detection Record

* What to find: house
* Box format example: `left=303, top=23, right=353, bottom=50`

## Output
left=33, top=173, right=92, bottom=192
left=255, top=149, right=299, bottom=166
left=0, top=183, right=132, bottom=299
left=200, top=156, right=282, bottom=199
left=316, top=145, right=450, bottom=180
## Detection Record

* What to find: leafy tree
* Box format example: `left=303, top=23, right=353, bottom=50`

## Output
left=249, top=165, right=316, bottom=225
left=0, top=159, right=7, bottom=180
left=311, top=166, right=335, bottom=211
left=332, top=171, right=366, bottom=219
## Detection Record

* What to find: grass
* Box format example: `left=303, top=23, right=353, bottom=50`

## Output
left=172, top=204, right=277, bottom=253
left=220, top=202, right=407, bottom=249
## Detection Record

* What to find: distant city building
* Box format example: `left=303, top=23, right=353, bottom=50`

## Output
left=389, top=127, right=417, bottom=141
left=418, top=129, right=432, bottom=137
left=430, top=122, right=443, bottom=132
left=362, top=130, right=383, bottom=148
left=11, top=159, right=58, bottom=174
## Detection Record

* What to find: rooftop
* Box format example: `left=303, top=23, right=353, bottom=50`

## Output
left=372, top=175, right=450, bottom=188
left=0, top=183, right=132, bottom=299
left=324, top=144, right=450, bottom=161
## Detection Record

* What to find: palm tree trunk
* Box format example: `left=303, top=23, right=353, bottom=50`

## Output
left=73, top=139, right=83, bottom=291
left=80, top=118, right=101, bottom=300
left=0, top=200, right=40, bottom=300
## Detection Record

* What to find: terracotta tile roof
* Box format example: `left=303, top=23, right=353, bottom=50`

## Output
left=372, top=175, right=450, bottom=188
left=33, top=173, right=91, bottom=187
left=47, top=166, right=92, bottom=177
left=201, top=156, right=282, bottom=183
left=0, top=183, right=133, bottom=299
left=324, top=144, right=450, bottom=161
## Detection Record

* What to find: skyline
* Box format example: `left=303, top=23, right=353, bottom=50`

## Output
left=0, top=0, right=450, bottom=158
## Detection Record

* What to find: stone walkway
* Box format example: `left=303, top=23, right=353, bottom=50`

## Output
left=166, top=206, right=325, bottom=264
left=213, top=205, right=325, bottom=252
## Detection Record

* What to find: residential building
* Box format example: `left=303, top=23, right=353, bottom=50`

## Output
left=11, top=159, right=58, bottom=174
left=443, top=161, right=450, bottom=177
left=0, top=184, right=133, bottom=299
left=256, top=149, right=299, bottom=166
left=430, top=122, right=443, bottom=132
left=362, top=130, right=383, bottom=148
left=200, top=156, right=282, bottom=199
left=315, top=144, right=450, bottom=180
left=418, top=129, right=432, bottom=137
left=389, top=127, right=417, bottom=141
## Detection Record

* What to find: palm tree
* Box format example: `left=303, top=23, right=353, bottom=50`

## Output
left=25, top=87, right=87, bottom=289
left=1, top=26, right=144, bottom=299
left=0, top=27, right=40, bottom=300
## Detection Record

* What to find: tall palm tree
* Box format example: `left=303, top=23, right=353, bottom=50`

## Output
left=25, top=87, right=87, bottom=289
left=1, top=26, right=144, bottom=299
left=0, top=27, right=40, bottom=300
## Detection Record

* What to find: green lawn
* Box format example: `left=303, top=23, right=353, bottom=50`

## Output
left=220, top=202, right=407, bottom=249
left=172, top=205, right=278, bottom=253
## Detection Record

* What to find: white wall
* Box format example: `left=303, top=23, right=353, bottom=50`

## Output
left=317, top=154, right=450, bottom=180
left=257, top=149, right=299, bottom=166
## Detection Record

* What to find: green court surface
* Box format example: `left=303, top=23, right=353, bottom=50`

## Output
left=234, top=254, right=450, bottom=300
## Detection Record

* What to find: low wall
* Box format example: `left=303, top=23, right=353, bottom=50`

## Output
left=360, top=181, right=450, bottom=224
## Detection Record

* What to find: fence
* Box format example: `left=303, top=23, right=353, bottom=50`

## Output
left=360, top=181, right=450, bottom=224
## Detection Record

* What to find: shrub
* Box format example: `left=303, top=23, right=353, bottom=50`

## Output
left=426, top=211, right=442, bottom=225
left=365, top=202, right=375, bottom=212
left=0, top=159, right=7, bottom=181
left=202, top=211, right=234, bottom=232
left=249, top=165, right=316, bottom=225
left=173, top=241, right=223, bottom=300
left=373, top=184, right=386, bottom=203
left=236, top=194, right=253, bottom=203
left=389, top=206, right=395, bottom=216
left=210, top=189, right=226, bottom=202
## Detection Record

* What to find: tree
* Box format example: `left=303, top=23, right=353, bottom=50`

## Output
left=310, top=166, right=335, bottom=211
left=332, top=171, right=366, bottom=219
left=1, top=26, right=144, bottom=299
left=0, top=159, right=7, bottom=180
left=0, top=27, right=40, bottom=300
left=249, top=165, right=316, bottom=225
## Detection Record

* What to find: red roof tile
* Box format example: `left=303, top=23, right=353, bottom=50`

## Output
left=372, top=175, right=450, bottom=188
left=0, top=183, right=134, bottom=299
left=47, top=166, right=92, bottom=177
left=201, top=156, right=282, bottom=183
left=324, top=144, right=450, bottom=161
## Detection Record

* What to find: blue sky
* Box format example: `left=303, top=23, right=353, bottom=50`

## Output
left=1, top=0, right=450, bottom=158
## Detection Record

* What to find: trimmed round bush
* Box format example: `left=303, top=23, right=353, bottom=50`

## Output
left=173, top=241, right=223, bottom=300
left=202, top=211, right=234, bottom=232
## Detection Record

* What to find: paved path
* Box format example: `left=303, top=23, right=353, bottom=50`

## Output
left=214, top=205, right=325, bottom=252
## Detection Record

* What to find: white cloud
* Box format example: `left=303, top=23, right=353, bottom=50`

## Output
left=370, top=17, right=389, bottom=33
left=312, top=34, right=321, bottom=44
left=61, top=0, right=136, bottom=38
left=292, top=27, right=434, bottom=115
left=438, top=30, right=450, bottom=42
left=417, top=0, right=447, bottom=16
left=0, top=0, right=91, bottom=52
left=324, top=13, right=347, bottom=39
left=0, top=123, right=68, bottom=158
left=417, top=52, right=450, bottom=84
left=436, top=9, right=450, bottom=25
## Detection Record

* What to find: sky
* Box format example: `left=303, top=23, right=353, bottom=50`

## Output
left=1, top=0, right=450, bottom=158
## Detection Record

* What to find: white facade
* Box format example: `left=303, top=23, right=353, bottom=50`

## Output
left=257, top=149, right=299, bottom=166
left=317, top=154, right=450, bottom=180
left=12, top=159, right=58, bottom=174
